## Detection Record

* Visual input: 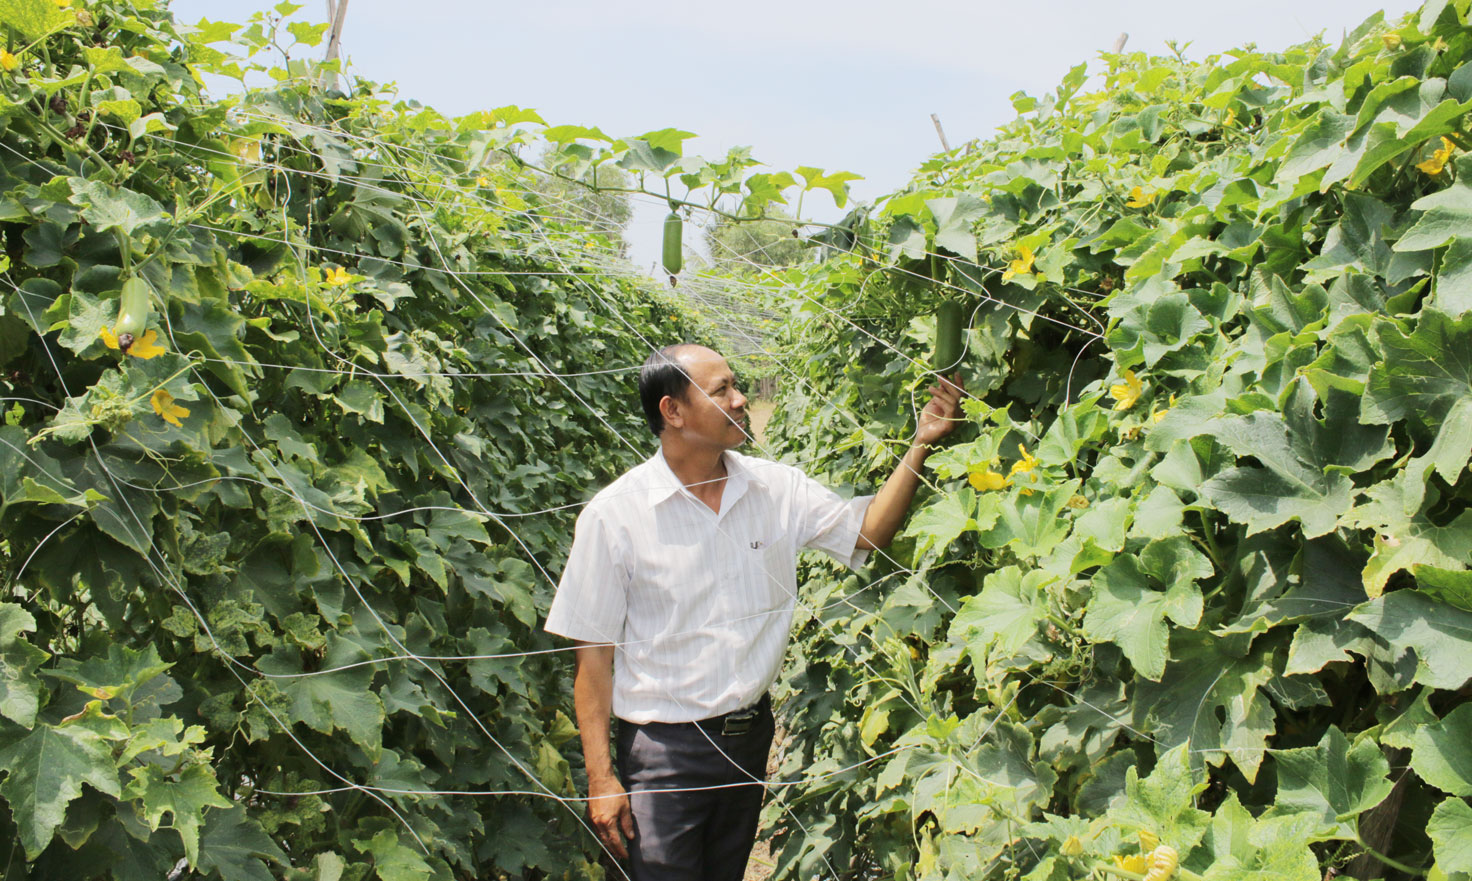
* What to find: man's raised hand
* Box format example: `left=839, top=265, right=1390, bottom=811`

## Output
left=916, top=373, right=964, bottom=447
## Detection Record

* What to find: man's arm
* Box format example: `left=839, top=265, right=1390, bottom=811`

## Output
left=857, top=374, right=964, bottom=550
left=572, top=641, right=635, bottom=859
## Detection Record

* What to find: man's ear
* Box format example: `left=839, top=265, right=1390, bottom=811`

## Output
left=659, top=394, right=683, bottom=430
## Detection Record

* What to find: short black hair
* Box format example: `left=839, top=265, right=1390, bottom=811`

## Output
left=639, top=344, right=699, bottom=435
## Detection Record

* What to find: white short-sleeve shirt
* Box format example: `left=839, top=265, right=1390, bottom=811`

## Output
left=544, top=448, right=873, bottom=724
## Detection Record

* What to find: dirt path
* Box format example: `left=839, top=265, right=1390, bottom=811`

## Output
left=748, top=399, right=776, bottom=446
left=744, top=397, right=780, bottom=881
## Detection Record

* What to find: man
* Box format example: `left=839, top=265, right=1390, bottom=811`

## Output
left=544, top=344, right=962, bottom=879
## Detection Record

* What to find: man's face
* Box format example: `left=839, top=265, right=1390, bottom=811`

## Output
left=668, top=347, right=748, bottom=450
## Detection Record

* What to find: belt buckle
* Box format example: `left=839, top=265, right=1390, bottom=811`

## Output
left=721, top=706, right=758, bottom=737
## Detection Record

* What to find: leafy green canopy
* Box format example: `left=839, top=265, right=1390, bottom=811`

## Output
left=764, top=3, right=1472, bottom=879
left=0, top=0, right=808, bottom=877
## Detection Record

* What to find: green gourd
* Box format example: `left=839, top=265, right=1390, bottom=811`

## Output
left=933, top=299, right=963, bottom=372
left=661, top=211, right=683, bottom=276
left=115, top=275, right=152, bottom=351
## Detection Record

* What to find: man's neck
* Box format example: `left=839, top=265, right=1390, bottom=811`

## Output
left=660, top=439, right=729, bottom=512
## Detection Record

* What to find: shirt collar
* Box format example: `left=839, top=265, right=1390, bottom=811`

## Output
left=646, top=447, right=751, bottom=513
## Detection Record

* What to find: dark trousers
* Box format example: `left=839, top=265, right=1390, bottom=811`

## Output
left=614, top=700, right=774, bottom=881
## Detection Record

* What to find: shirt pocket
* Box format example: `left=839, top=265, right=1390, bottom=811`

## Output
left=724, top=529, right=792, bottom=620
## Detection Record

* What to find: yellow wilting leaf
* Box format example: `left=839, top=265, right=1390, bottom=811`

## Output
left=229, top=137, right=261, bottom=164
left=1416, top=137, right=1455, bottom=176
left=1151, top=394, right=1176, bottom=424
left=1126, top=186, right=1156, bottom=208
left=127, top=330, right=165, bottom=359
left=1110, top=369, right=1143, bottom=411
left=968, top=469, right=1009, bottom=491
left=1382, top=32, right=1403, bottom=50
left=1066, top=494, right=1090, bottom=509
left=1001, top=245, right=1035, bottom=281
left=150, top=389, right=190, bottom=427
left=0, top=50, right=18, bottom=72
left=322, top=266, right=351, bottom=286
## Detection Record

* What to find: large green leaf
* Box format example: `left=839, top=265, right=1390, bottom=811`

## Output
left=257, top=638, right=386, bottom=757
left=66, top=179, right=167, bottom=236
left=1432, top=237, right=1472, bottom=315
left=196, top=805, right=289, bottom=881
left=1105, top=745, right=1211, bottom=853
left=1342, top=469, right=1472, bottom=596
left=123, top=763, right=232, bottom=865
left=1270, top=726, right=1393, bottom=840
left=1196, top=795, right=1321, bottom=881
left=46, top=643, right=173, bottom=705
left=1411, top=702, right=1472, bottom=796
left=0, top=0, right=74, bottom=40
left=1129, top=635, right=1275, bottom=781
left=1346, top=589, right=1472, bottom=691
left=949, top=566, right=1054, bottom=659
left=0, top=603, right=48, bottom=728
left=901, top=487, right=978, bottom=563
left=1395, top=154, right=1472, bottom=251
left=926, top=196, right=985, bottom=261
left=1429, top=797, right=1472, bottom=874
left=1083, top=556, right=1172, bottom=680
left=1194, top=382, right=1384, bottom=537
left=355, top=828, right=432, bottom=881
left=978, top=482, right=1076, bottom=559
left=0, top=716, right=123, bottom=857
left=1365, top=309, right=1472, bottom=481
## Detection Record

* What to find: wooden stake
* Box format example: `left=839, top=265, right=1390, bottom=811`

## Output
left=322, top=0, right=350, bottom=91
left=1111, top=32, right=1129, bottom=54
left=930, top=113, right=952, bottom=153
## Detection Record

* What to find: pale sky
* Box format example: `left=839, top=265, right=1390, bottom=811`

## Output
left=175, top=0, right=1422, bottom=269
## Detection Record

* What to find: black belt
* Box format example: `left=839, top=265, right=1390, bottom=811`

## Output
left=690, top=693, right=771, bottom=737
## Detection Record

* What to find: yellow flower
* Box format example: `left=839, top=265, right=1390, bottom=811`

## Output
left=1138, top=829, right=1159, bottom=850
left=1001, top=245, right=1035, bottom=281
left=127, top=330, right=166, bottom=359
left=1066, top=494, right=1090, bottom=510
left=1110, top=369, right=1143, bottom=411
left=474, top=175, right=489, bottom=186
left=0, top=50, right=18, bottom=72
left=149, top=389, right=189, bottom=427
left=1113, top=853, right=1149, bottom=875
left=1382, top=32, right=1403, bottom=51
left=1060, top=835, right=1083, bottom=857
left=1416, top=136, right=1455, bottom=176
left=1009, top=443, right=1039, bottom=476
left=100, top=327, right=165, bottom=358
left=968, top=470, right=1009, bottom=491
left=1223, top=107, right=1236, bottom=127
left=1126, top=186, right=1156, bottom=208
left=52, top=0, right=70, bottom=7
left=323, top=266, right=352, bottom=286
